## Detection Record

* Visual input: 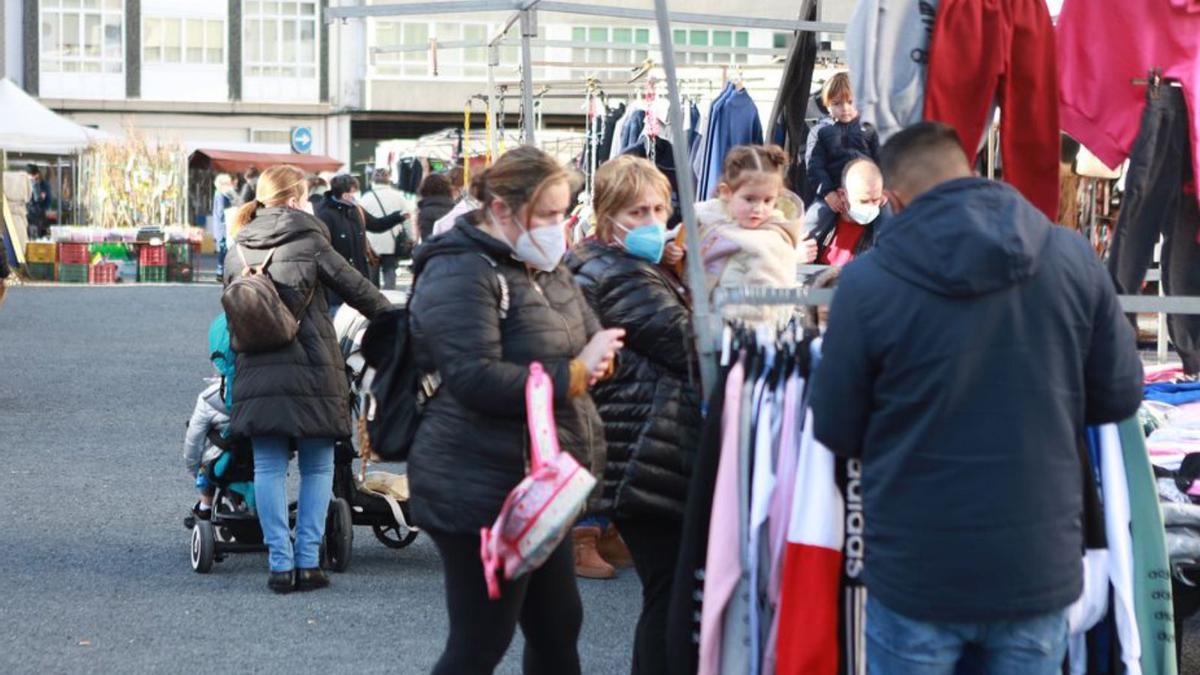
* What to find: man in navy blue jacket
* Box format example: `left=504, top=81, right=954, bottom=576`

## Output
left=810, top=122, right=1143, bottom=674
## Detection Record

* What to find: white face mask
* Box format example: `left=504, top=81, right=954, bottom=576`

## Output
left=514, top=223, right=568, bottom=272
left=847, top=202, right=880, bottom=225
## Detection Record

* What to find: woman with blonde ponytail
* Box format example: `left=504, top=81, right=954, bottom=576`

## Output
left=222, top=164, right=391, bottom=595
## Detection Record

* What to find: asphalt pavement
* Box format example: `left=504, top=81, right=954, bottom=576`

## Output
left=1, top=284, right=1198, bottom=674
left=0, top=285, right=639, bottom=675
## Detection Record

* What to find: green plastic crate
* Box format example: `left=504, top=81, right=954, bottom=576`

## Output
left=167, top=242, right=194, bottom=265
left=139, top=265, right=168, bottom=283
left=57, top=263, right=89, bottom=283
left=24, top=262, right=56, bottom=281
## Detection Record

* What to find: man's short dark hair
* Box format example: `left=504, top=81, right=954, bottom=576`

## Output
left=329, top=174, right=358, bottom=198
left=245, top=166, right=260, bottom=179
left=26, top=164, right=40, bottom=177
left=418, top=173, right=454, bottom=199
left=878, top=121, right=968, bottom=190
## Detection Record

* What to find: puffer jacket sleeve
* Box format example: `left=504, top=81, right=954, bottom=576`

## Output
left=362, top=207, right=406, bottom=233
left=808, top=127, right=836, bottom=198
left=419, top=256, right=575, bottom=418
left=587, top=265, right=693, bottom=376
left=313, top=235, right=391, bottom=319
left=183, top=392, right=215, bottom=477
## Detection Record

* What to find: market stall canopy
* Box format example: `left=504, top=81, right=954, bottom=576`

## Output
left=189, top=148, right=343, bottom=173
left=0, top=78, right=105, bottom=155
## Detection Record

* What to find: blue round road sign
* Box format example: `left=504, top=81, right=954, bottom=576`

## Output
left=291, top=127, right=313, bottom=154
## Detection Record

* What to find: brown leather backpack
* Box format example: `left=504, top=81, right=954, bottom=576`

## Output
left=221, top=246, right=315, bottom=354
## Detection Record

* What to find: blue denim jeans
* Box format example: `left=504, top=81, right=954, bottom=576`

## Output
left=252, top=437, right=335, bottom=573
left=216, top=238, right=228, bottom=278
left=866, top=595, right=1069, bottom=675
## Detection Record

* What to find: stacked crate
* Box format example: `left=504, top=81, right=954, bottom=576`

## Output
left=138, top=245, right=168, bottom=283
left=88, top=262, right=119, bottom=284
left=167, top=242, right=194, bottom=282
left=57, top=243, right=90, bottom=283
left=24, top=242, right=57, bottom=281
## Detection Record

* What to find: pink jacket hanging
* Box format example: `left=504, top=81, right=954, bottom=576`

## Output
left=1057, top=0, right=1200, bottom=208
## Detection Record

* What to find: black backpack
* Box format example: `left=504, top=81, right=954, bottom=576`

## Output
left=359, top=253, right=508, bottom=461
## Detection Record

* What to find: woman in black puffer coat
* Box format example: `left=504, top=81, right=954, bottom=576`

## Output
left=415, top=172, right=456, bottom=241
left=408, top=146, right=625, bottom=675
left=223, top=165, right=391, bottom=594
left=565, top=156, right=702, bottom=675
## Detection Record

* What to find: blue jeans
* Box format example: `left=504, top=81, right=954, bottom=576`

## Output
left=577, top=514, right=609, bottom=529
left=252, top=437, right=335, bottom=573
left=866, top=595, right=1069, bottom=675
left=216, top=238, right=228, bottom=278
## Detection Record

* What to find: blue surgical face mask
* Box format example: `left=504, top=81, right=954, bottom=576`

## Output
left=613, top=219, right=667, bottom=264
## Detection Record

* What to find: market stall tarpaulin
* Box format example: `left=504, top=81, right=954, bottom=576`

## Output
left=189, top=149, right=343, bottom=174
left=0, top=78, right=104, bottom=155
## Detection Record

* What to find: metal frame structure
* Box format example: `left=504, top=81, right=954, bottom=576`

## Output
left=327, top=0, right=848, bottom=397
left=370, top=39, right=793, bottom=58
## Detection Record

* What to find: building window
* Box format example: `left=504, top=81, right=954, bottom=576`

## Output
left=773, top=32, right=792, bottom=50
left=568, top=26, right=650, bottom=78
left=672, top=28, right=749, bottom=65
left=243, top=0, right=318, bottom=79
left=143, top=17, right=225, bottom=65
left=40, top=0, right=124, bottom=75
left=372, top=20, right=521, bottom=79
left=251, top=129, right=292, bottom=145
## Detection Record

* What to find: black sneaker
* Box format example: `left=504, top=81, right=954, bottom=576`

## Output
left=268, top=570, right=295, bottom=594
left=192, top=502, right=211, bottom=521
left=295, top=568, right=330, bottom=591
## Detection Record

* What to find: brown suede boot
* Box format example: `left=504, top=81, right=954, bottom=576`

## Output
left=572, top=526, right=616, bottom=579
left=597, top=524, right=634, bottom=569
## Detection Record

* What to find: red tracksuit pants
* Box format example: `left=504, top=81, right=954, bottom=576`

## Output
left=923, top=0, right=1060, bottom=220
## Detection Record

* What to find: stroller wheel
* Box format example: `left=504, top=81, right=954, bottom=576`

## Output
left=191, top=521, right=216, bottom=574
left=372, top=523, right=419, bottom=549
left=322, top=498, right=354, bottom=573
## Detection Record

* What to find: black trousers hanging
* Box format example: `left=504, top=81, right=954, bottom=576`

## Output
left=1107, top=86, right=1200, bottom=374
left=665, top=365, right=731, bottom=675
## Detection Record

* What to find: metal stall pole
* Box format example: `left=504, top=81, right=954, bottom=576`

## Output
left=487, top=44, right=500, bottom=160
left=56, top=157, right=64, bottom=231
left=519, top=10, right=537, bottom=145
left=652, top=0, right=719, bottom=399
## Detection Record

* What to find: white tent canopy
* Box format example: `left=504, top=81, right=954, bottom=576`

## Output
left=0, top=78, right=106, bottom=155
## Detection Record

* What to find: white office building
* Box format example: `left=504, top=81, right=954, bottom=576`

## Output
left=0, top=0, right=849, bottom=173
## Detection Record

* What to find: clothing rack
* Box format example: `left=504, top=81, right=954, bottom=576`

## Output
left=329, top=0, right=851, bottom=399
left=712, top=283, right=1200, bottom=315
left=713, top=286, right=836, bottom=310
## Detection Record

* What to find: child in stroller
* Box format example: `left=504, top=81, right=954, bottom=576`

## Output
left=183, top=315, right=248, bottom=519
left=185, top=314, right=354, bottom=574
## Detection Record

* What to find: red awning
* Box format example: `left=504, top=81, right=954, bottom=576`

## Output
left=189, top=148, right=344, bottom=173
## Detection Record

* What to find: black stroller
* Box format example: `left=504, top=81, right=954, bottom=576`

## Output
left=331, top=293, right=420, bottom=551
left=184, top=433, right=355, bottom=574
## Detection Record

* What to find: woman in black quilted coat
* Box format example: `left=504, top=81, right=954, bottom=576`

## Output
left=223, top=165, right=391, bottom=595
left=565, top=156, right=702, bottom=675
left=407, top=146, right=625, bottom=675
